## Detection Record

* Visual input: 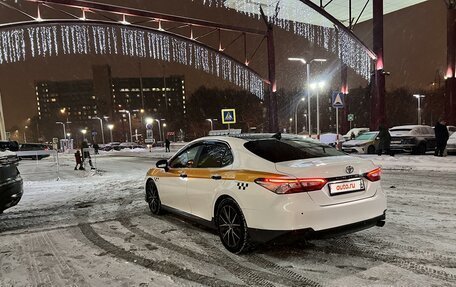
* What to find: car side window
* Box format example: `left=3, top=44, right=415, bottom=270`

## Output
left=169, top=145, right=202, bottom=168
left=197, top=143, right=233, bottom=168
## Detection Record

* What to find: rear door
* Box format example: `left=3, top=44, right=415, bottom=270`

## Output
left=186, top=141, right=233, bottom=221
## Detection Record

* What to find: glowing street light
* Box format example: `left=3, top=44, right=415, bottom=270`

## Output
left=81, top=129, right=87, bottom=141
left=413, top=94, right=426, bottom=125
left=107, top=124, right=114, bottom=142
left=288, top=57, right=327, bottom=136
left=162, top=123, right=167, bottom=140
left=310, top=81, right=326, bottom=136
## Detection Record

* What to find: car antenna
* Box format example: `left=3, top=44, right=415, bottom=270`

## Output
left=272, top=132, right=281, bottom=140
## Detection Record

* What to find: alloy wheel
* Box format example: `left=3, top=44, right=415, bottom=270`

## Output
left=146, top=181, right=161, bottom=214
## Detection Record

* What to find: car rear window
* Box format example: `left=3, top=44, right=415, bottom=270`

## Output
left=244, top=139, right=344, bottom=163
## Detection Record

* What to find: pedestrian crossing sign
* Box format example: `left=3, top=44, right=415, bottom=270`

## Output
left=332, top=92, right=344, bottom=108
left=221, top=109, right=236, bottom=124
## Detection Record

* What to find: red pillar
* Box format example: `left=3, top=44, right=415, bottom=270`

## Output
left=370, top=0, right=386, bottom=130
left=445, top=6, right=456, bottom=125
left=341, top=63, right=349, bottom=133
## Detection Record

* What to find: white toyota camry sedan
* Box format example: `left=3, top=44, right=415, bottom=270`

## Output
left=145, top=133, right=387, bottom=253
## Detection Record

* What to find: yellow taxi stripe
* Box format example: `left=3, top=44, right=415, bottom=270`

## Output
left=147, top=168, right=285, bottom=182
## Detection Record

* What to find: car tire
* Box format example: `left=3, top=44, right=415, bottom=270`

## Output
left=367, top=145, right=376, bottom=154
left=216, top=198, right=252, bottom=254
left=145, top=180, right=162, bottom=215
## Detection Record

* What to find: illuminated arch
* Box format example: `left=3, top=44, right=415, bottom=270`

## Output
left=0, top=20, right=265, bottom=99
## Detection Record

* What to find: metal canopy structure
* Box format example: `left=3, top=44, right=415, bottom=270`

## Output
left=307, top=0, right=428, bottom=27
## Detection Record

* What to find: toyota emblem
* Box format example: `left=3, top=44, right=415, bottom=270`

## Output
left=345, top=166, right=354, bottom=174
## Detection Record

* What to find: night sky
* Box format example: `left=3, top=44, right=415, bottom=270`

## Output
left=0, top=0, right=447, bottom=129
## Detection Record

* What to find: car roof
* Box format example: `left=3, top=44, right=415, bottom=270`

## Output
left=189, top=133, right=319, bottom=146
left=390, top=125, right=431, bottom=129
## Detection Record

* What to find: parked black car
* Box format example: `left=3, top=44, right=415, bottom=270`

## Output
left=389, top=125, right=436, bottom=154
left=17, top=143, right=51, bottom=160
left=0, top=150, right=23, bottom=213
left=0, top=140, right=19, bottom=152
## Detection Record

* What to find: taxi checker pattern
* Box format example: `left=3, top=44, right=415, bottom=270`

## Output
left=237, top=182, right=249, bottom=190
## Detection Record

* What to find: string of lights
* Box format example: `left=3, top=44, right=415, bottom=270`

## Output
left=197, top=0, right=372, bottom=80
left=0, top=23, right=265, bottom=99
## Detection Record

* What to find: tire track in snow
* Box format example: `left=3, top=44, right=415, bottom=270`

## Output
left=162, top=215, right=322, bottom=287
left=314, top=237, right=456, bottom=283
left=353, top=235, right=456, bottom=268
left=78, top=222, right=244, bottom=287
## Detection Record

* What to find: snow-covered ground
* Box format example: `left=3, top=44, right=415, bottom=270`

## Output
left=0, top=151, right=455, bottom=286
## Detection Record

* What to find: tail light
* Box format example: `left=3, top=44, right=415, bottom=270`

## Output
left=365, top=168, right=381, bottom=182
left=254, top=177, right=327, bottom=194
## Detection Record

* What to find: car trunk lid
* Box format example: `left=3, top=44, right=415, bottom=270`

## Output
left=274, top=156, right=379, bottom=206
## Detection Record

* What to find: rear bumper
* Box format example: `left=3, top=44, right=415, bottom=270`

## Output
left=0, top=178, right=23, bottom=211
left=248, top=212, right=386, bottom=243
left=342, top=146, right=364, bottom=153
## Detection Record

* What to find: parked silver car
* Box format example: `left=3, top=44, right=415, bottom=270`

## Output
left=342, top=131, right=379, bottom=154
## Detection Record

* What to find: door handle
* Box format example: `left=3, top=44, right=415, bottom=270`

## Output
left=211, top=175, right=222, bottom=180
left=180, top=173, right=188, bottom=178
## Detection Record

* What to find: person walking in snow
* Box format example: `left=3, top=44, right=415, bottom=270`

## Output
left=165, top=138, right=170, bottom=152
left=434, top=118, right=449, bottom=157
left=81, top=140, right=95, bottom=169
left=74, top=150, right=83, bottom=170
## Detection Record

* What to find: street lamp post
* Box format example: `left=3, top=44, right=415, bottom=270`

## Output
left=163, top=123, right=167, bottom=140
left=413, top=94, right=425, bottom=124
left=310, top=81, right=325, bottom=137
left=56, top=121, right=66, bottom=140
left=206, top=118, right=213, bottom=131
left=288, top=57, right=327, bottom=136
left=119, top=110, right=132, bottom=142
left=107, top=124, right=114, bottom=142
left=92, top=116, right=105, bottom=144
left=81, top=129, right=87, bottom=141
left=294, top=97, right=305, bottom=134
left=155, top=119, right=165, bottom=142
left=289, top=118, right=293, bottom=133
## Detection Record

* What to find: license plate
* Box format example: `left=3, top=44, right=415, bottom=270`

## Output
left=329, top=179, right=365, bottom=195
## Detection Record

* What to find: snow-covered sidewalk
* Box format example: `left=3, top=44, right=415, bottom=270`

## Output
left=356, top=154, right=456, bottom=172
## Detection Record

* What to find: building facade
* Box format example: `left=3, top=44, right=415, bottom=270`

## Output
left=35, top=67, right=186, bottom=142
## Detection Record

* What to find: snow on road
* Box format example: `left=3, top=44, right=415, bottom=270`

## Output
left=0, top=151, right=455, bottom=286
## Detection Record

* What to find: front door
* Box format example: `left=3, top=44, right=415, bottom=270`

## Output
left=161, top=144, right=202, bottom=213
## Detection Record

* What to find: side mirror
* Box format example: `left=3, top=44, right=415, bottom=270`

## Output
left=156, top=159, right=169, bottom=172
left=186, top=160, right=194, bottom=168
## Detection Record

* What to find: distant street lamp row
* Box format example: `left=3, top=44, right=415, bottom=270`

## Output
left=288, top=57, right=327, bottom=135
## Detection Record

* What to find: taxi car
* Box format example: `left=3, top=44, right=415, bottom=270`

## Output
left=145, top=134, right=387, bottom=253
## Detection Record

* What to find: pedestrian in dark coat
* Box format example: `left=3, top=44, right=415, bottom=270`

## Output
left=165, top=138, right=170, bottom=152
left=377, top=125, right=393, bottom=156
left=74, top=150, right=83, bottom=170
left=434, top=118, right=449, bottom=157
left=93, top=143, right=99, bottom=155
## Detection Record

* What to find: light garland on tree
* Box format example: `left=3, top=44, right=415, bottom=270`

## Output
left=196, top=0, right=373, bottom=80
left=0, top=23, right=264, bottom=99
